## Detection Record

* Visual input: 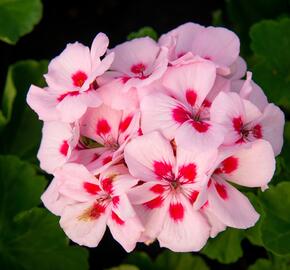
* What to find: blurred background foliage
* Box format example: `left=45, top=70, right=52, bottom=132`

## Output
left=0, top=0, right=290, bottom=269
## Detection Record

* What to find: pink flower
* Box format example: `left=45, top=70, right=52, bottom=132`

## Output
left=73, top=104, right=140, bottom=172
left=159, top=22, right=240, bottom=75
left=141, top=61, right=225, bottom=151
left=124, top=131, right=217, bottom=251
left=211, top=91, right=284, bottom=155
left=101, top=37, right=168, bottom=92
left=42, top=163, right=143, bottom=251
left=27, top=33, right=114, bottom=123
left=203, top=139, right=275, bottom=229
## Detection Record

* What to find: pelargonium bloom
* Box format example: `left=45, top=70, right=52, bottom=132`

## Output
left=27, top=33, right=114, bottom=123
left=141, top=61, right=225, bottom=151
left=42, top=163, right=143, bottom=251
left=125, top=131, right=217, bottom=251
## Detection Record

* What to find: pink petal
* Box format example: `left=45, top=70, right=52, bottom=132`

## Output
left=37, top=121, right=75, bottom=173
left=191, top=26, right=240, bottom=67
left=26, top=85, right=59, bottom=121
left=60, top=201, right=109, bottom=247
left=158, top=195, right=210, bottom=252
left=207, top=179, right=259, bottom=228
left=218, top=140, right=275, bottom=187
left=124, top=131, right=175, bottom=182
left=162, top=62, right=216, bottom=107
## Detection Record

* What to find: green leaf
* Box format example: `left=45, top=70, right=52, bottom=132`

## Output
left=249, top=256, right=290, bottom=270
left=201, top=228, right=244, bottom=264
left=226, top=0, right=289, bottom=54
left=125, top=252, right=155, bottom=270
left=249, top=259, right=275, bottom=270
left=107, top=265, right=139, bottom=270
left=0, top=0, right=43, bottom=44
left=155, top=251, right=209, bottom=270
left=127, top=27, right=158, bottom=41
left=250, top=18, right=290, bottom=110
left=0, top=208, right=89, bottom=270
left=0, top=155, right=46, bottom=229
left=244, top=193, right=264, bottom=246
left=259, top=182, right=290, bottom=255
left=0, top=60, right=48, bottom=163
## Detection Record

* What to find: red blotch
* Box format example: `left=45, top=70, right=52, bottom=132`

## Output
left=90, top=203, right=106, bottom=219
left=253, top=124, right=263, bottom=139
left=202, top=99, right=212, bottom=108
left=138, top=128, right=143, bottom=136
left=189, top=190, right=199, bottom=204
left=201, top=200, right=209, bottom=209
left=145, top=196, right=163, bottom=209
left=172, top=106, right=190, bottom=124
left=102, top=156, right=112, bottom=165
left=233, top=116, right=243, bottom=132
left=131, top=63, right=146, bottom=74
left=59, top=140, right=69, bottom=156
left=96, top=119, right=111, bottom=135
left=177, top=52, right=186, bottom=58
left=91, top=153, right=101, bottom=162
left=83, top=182, right=101, bottom=195
left=207, top=179, right=212, bottom=187
left=119, top=115, right=133, bottom=133
left=204, top=55, right=212, bottom=60
left=57, top=91, right=80, bottom=102
left=121, top=76, right=130, bottom=84
left=112, top=196, right=119, bottom=206
left=179, top=163, right=197, bottom=183
left=150, top=184, right=165, bottom=194
left=102, top=177, right=113, bottom=193
left=215, top=156, right=239, bottom=174
left=169, top=203, right=184, bottom=221
left=153, top=161, right=172, bottom=179
left=72, top=71, right=88, bottom=87
left=191, top=120, right=210, bottom=133
left=111, top=211, right=125, bottom=225
left=186, top=89, right=197, bottom=106
left=215, top=182, right=228, bottom=200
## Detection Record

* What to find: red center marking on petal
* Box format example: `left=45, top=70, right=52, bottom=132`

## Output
left=172, top=106, right=190, bottom=124
left=57, top=91, right=80, bottom=102
left=202, top=99, right=212, bottom=108
left=131, top=63, right=146, bottom=74
left=102, top=156, right=112, bottom=165
left=191, top=120, right=210, bottom=133
left=215, top=182, right=228, bottom=200
left=96, top=119, right=111, bottom=135
left=177, top=52, right=186, bottom=58
left=186, top=89, right=197, bottom=106
left=207, top=179, right=212, bottom=188
left=253, top=124, right=263, bottom=139
left=189, top=190, right=199, bottom=204
left=121, top=76, right=130, bottom=84
left=72, top=71, right=88, bottom=87
left=153, top=161, right=172, bottom=179
left=112, top=196, right=119, bottom=207
left=144, top=196, right=163, bottom=209
left=83, top=182, right=101, bottom=195
left=119, top=115, right=133, bottom=133
left=179, top=163, right=197, bottom=183
left=204, top=55, right=212, bottom=60
left=91, top=153, right=101, bottom=163
left=150, top=184, right=165, bottom=194
left=59, top=140, right=69, bottom=156
left=111, top=211, right=125, bottom=225
left=101, top=177, right=113, bottom=193
left=215, top=156, right=239, bottom=174
left=233, top=116, right=243, bottom=132
left=89, top=202, right=106, bottom=219
left=169, top=202, right=184, bottom=221
left=138, top=128, right=143, bottom=136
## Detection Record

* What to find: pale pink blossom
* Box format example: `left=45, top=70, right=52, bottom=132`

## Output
left=27, top=33, right=114, bottom=123
left=101, top=37, right=168, bottom=92
left=159, top=22, right=240, bottom=74
left=141, top=61, right=225, bottom=151
left=211, top=91, right=284, bottom=155
left=125, top=131, right=217, bottom=251
left=43, top=163, right=143, bottom=251
left=203, top=139, right=275, bottom=229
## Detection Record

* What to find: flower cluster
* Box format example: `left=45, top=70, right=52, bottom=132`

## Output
left=27, top=23, right=284, bottom=252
